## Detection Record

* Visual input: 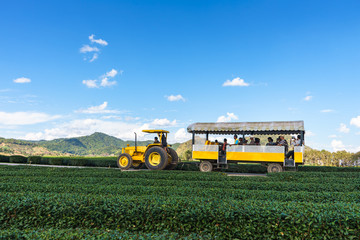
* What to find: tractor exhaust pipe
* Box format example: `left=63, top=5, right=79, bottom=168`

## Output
left=134, top=132, right=137, bottom=152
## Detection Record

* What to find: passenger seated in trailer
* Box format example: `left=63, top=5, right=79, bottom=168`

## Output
left=286, top=135, right=302, bottom=159
left=290, top=136, right=296, bottom=146
left=248, top=137, right=256, bottom=145
left=277, top=136, right=288, bottom=152
left=233, top=134, right=239, bottom=145
left=254, top=138, right=260, bottom=145
left=266, top=137, right=276, bottom=146
left=214, top=140, right=219, bottom=145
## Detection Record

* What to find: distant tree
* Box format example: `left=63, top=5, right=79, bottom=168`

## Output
left=184, top=150, right=192, bottom=161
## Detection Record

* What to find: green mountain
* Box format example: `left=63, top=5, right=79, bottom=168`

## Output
left=37, top=132, right=155, bottom=156
left=0, top=132, right=181, bottom=156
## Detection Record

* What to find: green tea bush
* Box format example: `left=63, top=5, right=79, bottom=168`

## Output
left=1, top=193, right=359, bottom=239
left=40, top=157, right=50, bottom=165
left=1, top=166, right=360, bottom=239
left=299, top=165, right=360, bottom=172
left=9, top=155, right=27, bottom=163
left=48, top=158, right=64, bottom=165
left=0, top=229, right=210, bottom=239
left=27, top=156, right=42, bottom=164
left=90, top=159, right=117, bottom=167
left=67, top=158, right=89, bottom=166
left=227, top=163, right=267, bottom=173
left=0, top=154, right=10, bottom=162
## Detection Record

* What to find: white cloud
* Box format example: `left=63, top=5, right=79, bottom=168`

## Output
left=83, top=69, right=120, bottom=88
left=304, top=96, right=312, bottom=101
left=22, top=119, right=151, bottom=141
left=328, top=134, right=338, bottom=138
left=80, top=35, right=108, bottom=62
left=174, top=128, right=191, bottom=142
left=104, top=69, right=118, bottom=78
left=76, top=102, right=119, bottom=114
left=89, top=53, right=98, bottom=62
left=350, top=116, right=360, bottom=128
left=0, top=111, right=61, bottom=126
left=330, top=140, right=360, bottom=153
left=13, top=77, right=31, bottom=83
left=223, top=77, right=249, bottom=87
left=124, top=116, right=140, bottom=121
left=79, top=45, right=99, bottom=53
left=338, top=123, right=350, bottom=133
left=166, top=94, right=185, bottom=102
left=217, top=112, right=238, bottom=122
left=102, top=115, right=122, bottom=120
left=82, top=80, right=98, bottom=88
left=151, top=118, right=177, bottom=127
left=89, top=34, right=108, bottom=46
left=321, top=109, right=334, bottom=113
left=331, top=139, right=345, bottom=151
left=306, top=130, right=315, bottom=137
left=100, top=77, right=117, bottom=87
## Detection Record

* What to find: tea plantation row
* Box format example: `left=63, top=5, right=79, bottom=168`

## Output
left=1, top=154, right=360, bottom=173
left=0, top=229, right=208, bottom=240
left=1, top=166, right=360, bottom=239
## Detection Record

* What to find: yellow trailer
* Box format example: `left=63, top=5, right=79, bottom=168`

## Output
left=187, top=121, right=305, bottom=173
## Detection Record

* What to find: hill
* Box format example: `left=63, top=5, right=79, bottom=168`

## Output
left=0, top=132, right=181, bottom=156
left=38, top=132, right=155, bottom=156
left=0, top=137, right=60, bottom=156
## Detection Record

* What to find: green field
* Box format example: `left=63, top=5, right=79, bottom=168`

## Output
left=1, top=166, right=360, bottom=239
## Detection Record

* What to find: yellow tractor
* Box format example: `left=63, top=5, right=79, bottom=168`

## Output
left=117, top=129, right=179, bottom=170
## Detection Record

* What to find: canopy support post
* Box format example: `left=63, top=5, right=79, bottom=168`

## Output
left=300, top=131, right=305, bottom=145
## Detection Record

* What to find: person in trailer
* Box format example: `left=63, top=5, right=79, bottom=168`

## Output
left=286, top=135, right=302, bottom=160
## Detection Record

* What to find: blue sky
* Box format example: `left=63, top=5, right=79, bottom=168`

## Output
left=0, top=0, right=360, bottom=152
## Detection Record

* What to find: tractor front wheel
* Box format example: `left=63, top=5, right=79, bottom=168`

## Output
left=165, top=148, right=179, bottom=170
left=145, top=147, right=168, bottom=170
left=117, top=153, right=133, bottom=170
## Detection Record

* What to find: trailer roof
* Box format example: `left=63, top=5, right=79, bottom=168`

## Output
left=187, top=121, right=305, bottom=135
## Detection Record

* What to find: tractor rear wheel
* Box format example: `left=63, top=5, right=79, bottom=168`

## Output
left=165, top=148, right=179, bottom=170
left=145, top=147, right=168, bottom=170
left=199, top=161, right=213, bottom=172
left=117, top=153, right=133, bottom=170
left=132, top=162, right=144, bottom=169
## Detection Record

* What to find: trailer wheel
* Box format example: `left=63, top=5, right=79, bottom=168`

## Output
left=165, top=148, right=179, bottom=170
left=267, top=163, right=283, bottom=173
left=199, top=161, right=213, bottom=172
left=145, top=147, right=168, bottom=170
left=117, top=153, right=133, bottom=170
